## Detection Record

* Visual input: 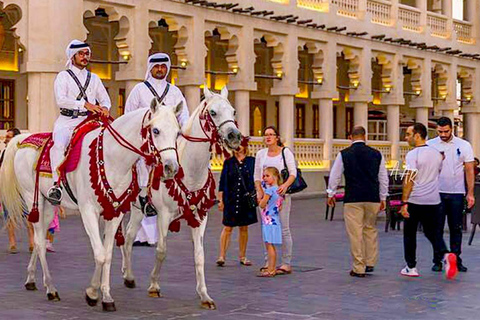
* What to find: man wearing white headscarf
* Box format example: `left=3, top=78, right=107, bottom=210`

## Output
left=125, top=53, right=189, bottom=220
left=47, top=40, right=111, bottom=205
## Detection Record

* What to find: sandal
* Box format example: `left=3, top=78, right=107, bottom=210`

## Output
left=9, top=245, right=18, bottom=254
left=239, top=258, right=252, bottom=266
left=275, top=267, right=292, bottom=275
left=259, top=265, right=268, bottom=272
left=256, top=270, right=276, bottom=277
left=216, top=258, right=225, bottom=267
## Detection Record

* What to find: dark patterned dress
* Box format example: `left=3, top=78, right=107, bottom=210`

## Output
left=219, top=156, right=258, bottom=227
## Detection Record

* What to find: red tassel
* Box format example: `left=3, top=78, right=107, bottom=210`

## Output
left=115, top=227, right=125, bottom=246
left=28, top=207, right=40, bottom=223
left=169, top=220, right=181, bottom=233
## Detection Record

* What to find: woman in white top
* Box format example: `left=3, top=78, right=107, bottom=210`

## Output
left=254, top=126, right=297, bottom=274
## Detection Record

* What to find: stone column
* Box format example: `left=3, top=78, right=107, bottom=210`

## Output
left=387, top=105, right=400, bottom=163
left=464, top=112, right=480, bottom=156
left=234, top=90, right=250, bottom=136
left=279, top=95, right=295, bottom=147
left=319, top=98, right=334, bottom=166
left=27, top=73, right=58, bottom=132
left=415, top=107, right=429, bottom=127
left=353, top=101, right=369, bottom=135
left=125, top=80, right=141, bottom=100
left=418, top=0, right=428, bottom=28
left=184, top=85, right=201, bottom=114
left=442, top=109, right=455, bottom=123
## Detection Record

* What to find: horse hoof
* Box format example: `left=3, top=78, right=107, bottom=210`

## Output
left=148, top=290, right=162, bottom=298
left=102, top=301, right=116, bottom=312
left=47, top=292, right=61, bottom=301
left=85, top=293, right=98, bottom=307
left=25, top=282, right=37, bottom=291
left=124, top=279, right=136, bottom=288
left=200, top=300, right=217, bottom=310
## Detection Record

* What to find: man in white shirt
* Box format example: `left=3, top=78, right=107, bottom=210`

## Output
left=400, top=123, right=457, bottom=278
left=327, top=126, right=388, bottom=277
left=427, top=117, right=475, bottom=272
left=47, top=40, right=111, bottom=205
left=125, top=53, right=189, bottom=217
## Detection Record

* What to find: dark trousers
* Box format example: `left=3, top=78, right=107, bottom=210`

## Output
left=439, top=193, right=465, bottom=263
left=404, top=203, right=448, bottom=268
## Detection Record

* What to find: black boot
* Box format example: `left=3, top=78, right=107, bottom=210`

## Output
left=46, top=183, right=63, bottom=206
left=139, top=196, right=157, bottom=217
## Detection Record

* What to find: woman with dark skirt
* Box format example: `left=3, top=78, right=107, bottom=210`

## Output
left=217, top=144, right=258, bottom=266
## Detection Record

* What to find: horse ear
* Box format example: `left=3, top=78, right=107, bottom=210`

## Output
left=173, top=100, right=183, bottom=118
left=203, top=86, right=213, bottom=100
left=150, top=98, right=159, bottom=113
left=220, top=86, right=229, bottom=99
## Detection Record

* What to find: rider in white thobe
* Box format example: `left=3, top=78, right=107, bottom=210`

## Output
left=47, top=40, right=111, bottom=204
left=125, top=53, right=189, bottom=243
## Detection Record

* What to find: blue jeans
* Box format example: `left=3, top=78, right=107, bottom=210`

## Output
left=439, top=193, right=465, bottom=264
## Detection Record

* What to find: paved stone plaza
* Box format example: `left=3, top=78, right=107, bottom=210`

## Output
left=1, top=198, right=480, bottom=320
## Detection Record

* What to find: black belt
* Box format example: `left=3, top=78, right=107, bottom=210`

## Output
left=60, top=108, right=88, bottom=118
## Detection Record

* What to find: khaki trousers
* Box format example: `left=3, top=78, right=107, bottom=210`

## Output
left=343, top=202, right=380, bottom=274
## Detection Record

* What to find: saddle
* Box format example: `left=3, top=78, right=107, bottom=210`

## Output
left=18, top=116, right=103, bottom=178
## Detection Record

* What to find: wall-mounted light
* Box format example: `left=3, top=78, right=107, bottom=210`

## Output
left=276, top=71, right=283, bottom=78
left=317, top=78, right=323, bottom=84
left=180, top=60, right=188, bottom=68
left=404, top=90, right=421, bottom=96
left=232, top=67, right=239, bottom=74
left=121, top=52, right=131, bottom=61
left=457, top=97, right=472, bottom=103
left=18, top=47, right=23, bottom=53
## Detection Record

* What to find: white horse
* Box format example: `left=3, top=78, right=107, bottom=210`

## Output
left=121, top=86, right=242, bottom=309
left=0, top=99, right=182, bottom=312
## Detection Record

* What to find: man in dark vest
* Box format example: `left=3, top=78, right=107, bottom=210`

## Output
left=327, top=126, right=388, bottom=277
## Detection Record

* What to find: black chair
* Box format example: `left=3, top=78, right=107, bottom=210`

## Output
left=324, top=175, right=344, bottom=221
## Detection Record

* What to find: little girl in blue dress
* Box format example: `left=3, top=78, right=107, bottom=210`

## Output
left=257, top=167, right=284, bottom=277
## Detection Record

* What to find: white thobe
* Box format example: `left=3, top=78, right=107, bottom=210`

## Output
left=51, top=66, right=111, bottom=181
left=125, top=78, right=189, bottom=188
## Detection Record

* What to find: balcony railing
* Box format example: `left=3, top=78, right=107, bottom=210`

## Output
left=367, top=0, right=392, bottom=26
left=428, top=12, right=448, bottom=38
left=331, top=0, right=359, bottom=18
left=297, top=0, right=329, bottom=11
left=398, top=4, right=422, bottom=32
left=208, top=139, right=421, bottom=171
left=454, top=20, right=474, bottom=44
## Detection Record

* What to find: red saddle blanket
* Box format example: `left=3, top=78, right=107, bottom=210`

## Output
left=18, top=117, right=103, bottom=177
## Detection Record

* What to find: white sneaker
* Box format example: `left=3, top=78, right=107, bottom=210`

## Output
left=400, top=266, right=420, bottom=277
left=444, top=253, right=458, bottom=280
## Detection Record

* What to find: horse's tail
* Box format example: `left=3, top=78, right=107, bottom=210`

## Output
left=0, top=134, right=30, bottom=229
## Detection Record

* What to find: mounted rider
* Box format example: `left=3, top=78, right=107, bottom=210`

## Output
left=47, top=40, right=111, bottom=205
left=125, top=53, right=190, bottom=216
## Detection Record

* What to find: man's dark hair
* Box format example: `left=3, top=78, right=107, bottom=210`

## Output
left=7, top=128, right=21, bottom=136
left=351, top=126, right=366, bottom=137
left=437, top=117, right=452, bottom=128
left=412, top=123, right=427, bottom=140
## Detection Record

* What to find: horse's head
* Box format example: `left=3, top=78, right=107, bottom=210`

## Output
left=203, top=86, right=242, bottom=150
left=148, top=98, right=182, bottom=179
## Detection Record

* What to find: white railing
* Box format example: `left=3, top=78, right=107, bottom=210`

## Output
left=454, top=20, right=474, bottom=44
left=367, top=0, right=392, bottom=26
left=331, top=0, right=359, bottom=18
left=297, top=0, right=329, bottom=11
left=399, top=142, right=411, bottom=163
left=428, top=13, right=448, bottom=38
left=368, top=141, right=392, bottom=162
left=332, top=139, right=350, bottom=160
left=398, top=5, right=422, bottom=32
left=211, top=137, right=325, bottom=170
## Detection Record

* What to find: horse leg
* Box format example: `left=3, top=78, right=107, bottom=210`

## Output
left=147, top=210, right=170, bottom=298
left=80, top=208, right=104, bottom=307
left=100, top=218, right=121, bottom=312
left=121, top=206, right=144, bottom=288
left=25, top=247, right=38, bottom=291
left=191, top=215, right=215, bottom=310
left=34, top=201, right=60, bottom=301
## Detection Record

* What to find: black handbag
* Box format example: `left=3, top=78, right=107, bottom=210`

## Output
left=281, top=148, right=308, bottom=194
left=234, top=161, right=258, bottom=209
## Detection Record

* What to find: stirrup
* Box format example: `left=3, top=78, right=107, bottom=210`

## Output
left=139, top=196, right=157, bottom=217
left=46, top=185, right=63, bottom=206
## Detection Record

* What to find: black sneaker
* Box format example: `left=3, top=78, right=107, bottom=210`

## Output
left=46, top=184, right=63, bottom=205
left=365, top=266, right=375, bottom=273
left=139, top=196, right=157, bottom=217
left=457, top=263, right=468, bottom=272
left=431, top=263, right=443, bottom=272
left=349, top=270, right=366, bottom=278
